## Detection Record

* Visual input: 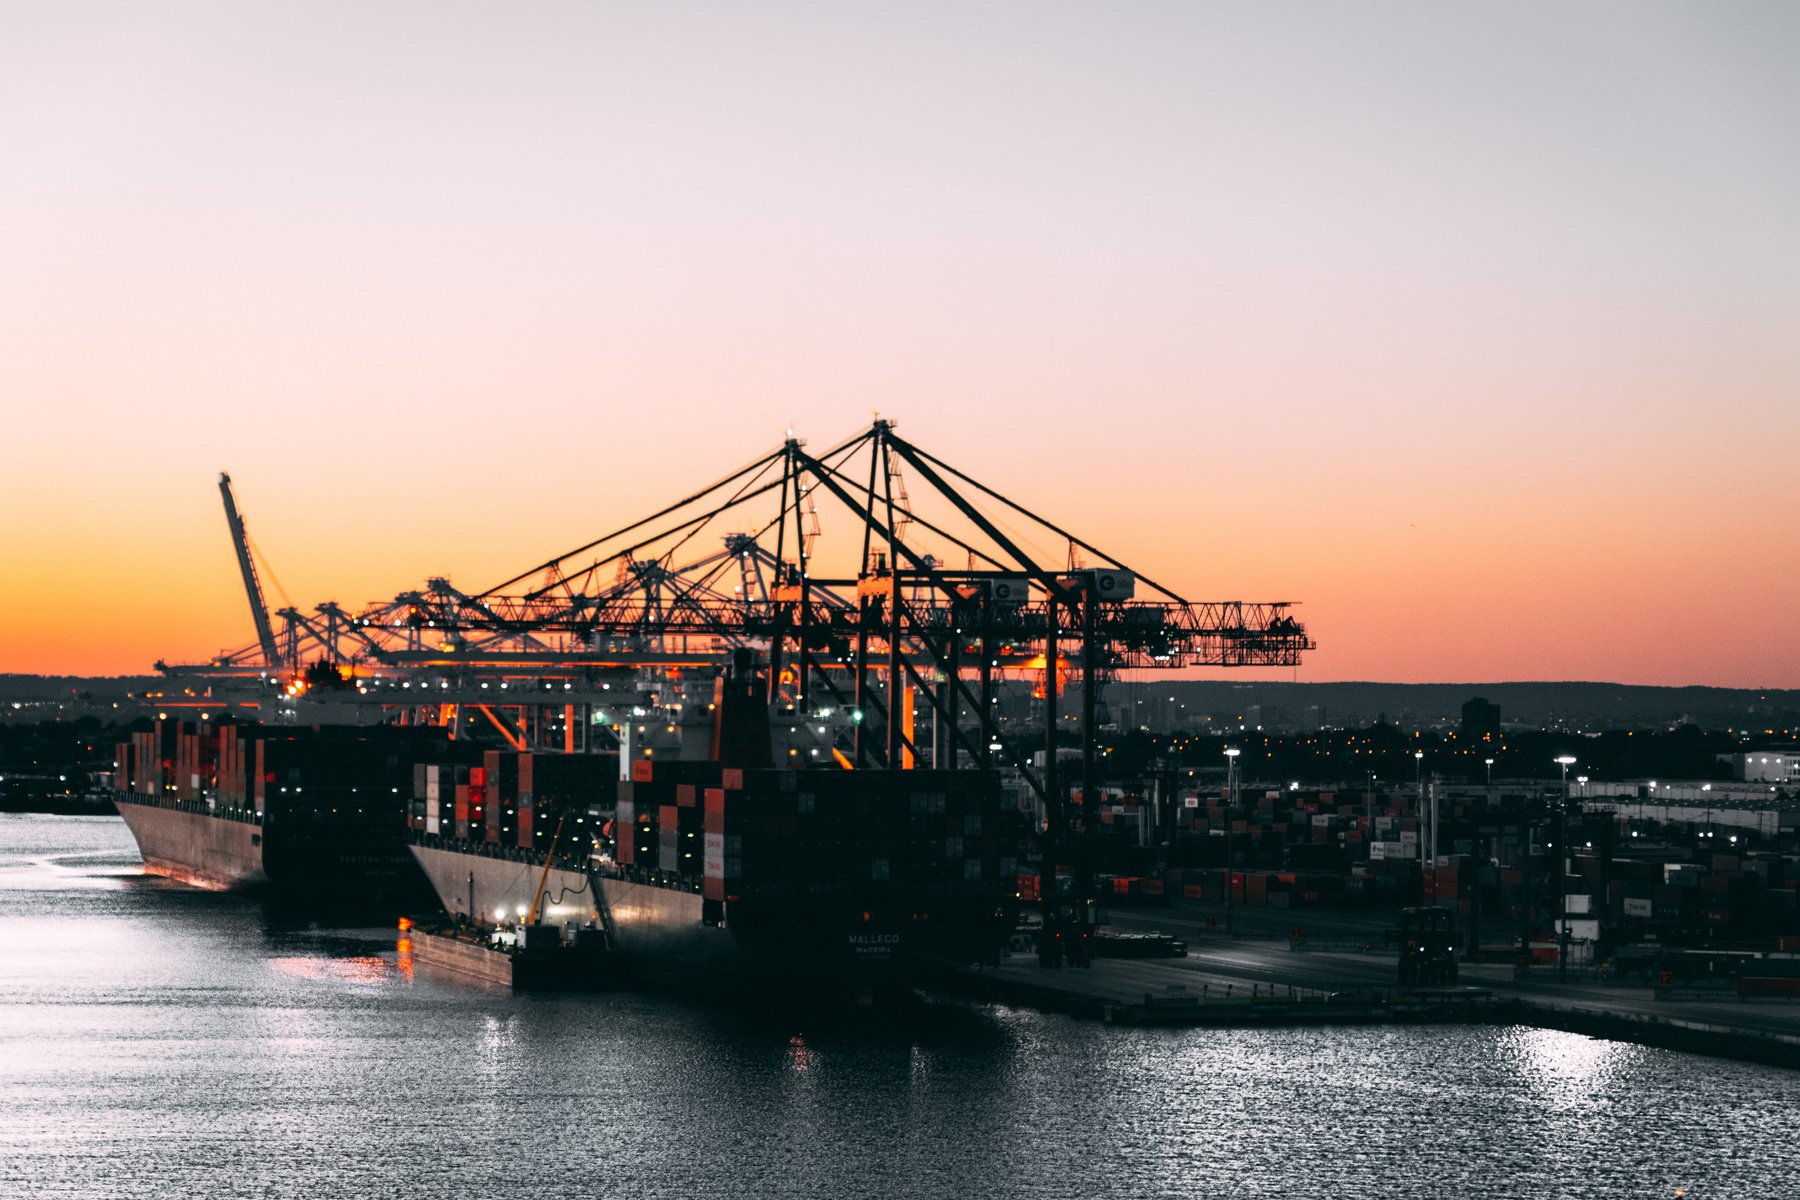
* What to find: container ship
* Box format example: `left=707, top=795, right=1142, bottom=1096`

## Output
left=405, top=670, right=1026, bottom=989
left=110, top=718, right=443, bottom=910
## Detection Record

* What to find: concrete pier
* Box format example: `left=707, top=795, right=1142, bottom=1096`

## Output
left=948, top=921, right=1800, bottom=1069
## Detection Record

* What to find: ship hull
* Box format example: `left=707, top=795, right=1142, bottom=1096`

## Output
left=116, top=798, right=269, bottom=891
left=115, top=797, right=436, bottom=909
left=407, top=843, right=1008, bottom=990
left=409, top=844, right=751, bottom=980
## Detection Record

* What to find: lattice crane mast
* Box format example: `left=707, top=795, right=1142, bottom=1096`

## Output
left=217, top=473, right=280, bottom=669
left=177, top=427, right=1313, bottom=793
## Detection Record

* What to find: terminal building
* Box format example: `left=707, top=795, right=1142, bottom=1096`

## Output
left=1724, top=750, right=1798, bottom=784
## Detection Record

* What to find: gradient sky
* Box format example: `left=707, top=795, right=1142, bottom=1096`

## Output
left=3, top=3, right=1795, bottom=686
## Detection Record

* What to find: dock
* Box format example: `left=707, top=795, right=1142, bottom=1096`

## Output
left=947, top=935, right=1800, bottom=1070
left=947, top=955, right=1500, bottom=1026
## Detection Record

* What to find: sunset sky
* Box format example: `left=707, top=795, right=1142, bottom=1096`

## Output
left=2, top=3, right=1795, bottom=686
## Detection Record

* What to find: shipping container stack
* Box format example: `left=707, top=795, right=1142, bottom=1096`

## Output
left=1566, top=853, right=1800, bottom=944
left=113, top=720, right=181, bottom=803
left=246, top=725, right=452, bottom=828
left=116, top=720, right=460, bottom=829
left=526, top=752, right=618, bottom=855
left=1155, top=778, right=1800, bottom=948
left=414, top=759, right=482, bottom=841
left=411, top=748, right=617, bottom=855
left=613, top=758, right=1022, bottom=909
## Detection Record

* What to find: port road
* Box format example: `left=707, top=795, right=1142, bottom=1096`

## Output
left=1088, top=901, right=1800, bottom=1045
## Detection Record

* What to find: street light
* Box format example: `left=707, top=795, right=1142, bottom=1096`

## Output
left=1223, top=747, right=1241, bottom=933
left=1555, top=755, right=1577, bottom=980
left=1484, top=757, right=1494, bottom=790
left=1414, top=750, right=1426, bottom=877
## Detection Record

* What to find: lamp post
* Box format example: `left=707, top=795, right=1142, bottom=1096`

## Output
left=1366, top=770, right=1378, bottom=848
left=1555, top=755, right=1577, bottom=980
left=1224, top=747, right=1240, bottom=934
left=1414, top=749, right=1426, bottom=884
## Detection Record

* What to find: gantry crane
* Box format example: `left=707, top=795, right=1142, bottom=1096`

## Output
left=175, top=422, right=1312, bottom=813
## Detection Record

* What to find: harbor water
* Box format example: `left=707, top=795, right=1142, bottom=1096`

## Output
left=2, top=813, right=1794, bottom=1199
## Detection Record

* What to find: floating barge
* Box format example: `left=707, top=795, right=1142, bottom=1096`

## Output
left=404, top=923, right=612, bottom=991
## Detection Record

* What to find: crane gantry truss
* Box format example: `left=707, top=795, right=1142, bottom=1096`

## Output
left=165, top=421, right=1311, bottom=810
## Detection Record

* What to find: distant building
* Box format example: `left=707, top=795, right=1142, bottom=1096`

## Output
left=1726, top=751, right=1797, bottom=783
left=1461, top=696, right=1501, bottom=741
left=1246, top=704, right=1294, bottom=733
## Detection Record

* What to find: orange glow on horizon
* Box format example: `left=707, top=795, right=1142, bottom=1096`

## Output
left=2, top=8, right=1794, bottom=688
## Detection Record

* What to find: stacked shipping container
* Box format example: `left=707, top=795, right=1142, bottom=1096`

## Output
left=615, top=759, right=1023, bottom=908
left=411, top=749, right=617, bottom=855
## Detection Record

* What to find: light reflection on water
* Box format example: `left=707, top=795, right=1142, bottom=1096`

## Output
left=264, top=954, right=394, bottom=986
left=1503, top=1025, right=1640, bottom=1108
left=1, top=815, right=1793, bottom=1199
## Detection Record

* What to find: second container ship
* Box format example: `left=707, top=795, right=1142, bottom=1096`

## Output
left=110, top=718, right=444, bottom=911
left=405, top=670, right=1026, bottom=989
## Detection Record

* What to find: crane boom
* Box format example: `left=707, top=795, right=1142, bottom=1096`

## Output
left=219, top=472, right=280, bottom=668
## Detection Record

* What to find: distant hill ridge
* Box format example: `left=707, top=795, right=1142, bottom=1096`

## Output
left=1122, top=681, right=1800, bottom=728
left=3, top=674, right=1796, bottom=729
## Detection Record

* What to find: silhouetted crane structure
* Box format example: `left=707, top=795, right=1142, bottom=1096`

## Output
left=168, top=422, right=1311, bottom=943
left=217, top=473, right=280, bottom=669
left=180, top=422, right=1307, bottom=749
